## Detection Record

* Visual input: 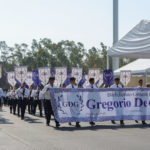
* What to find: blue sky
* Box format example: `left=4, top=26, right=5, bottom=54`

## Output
left=0, top=0, right=150, bottom=49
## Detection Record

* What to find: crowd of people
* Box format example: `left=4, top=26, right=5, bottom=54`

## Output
left=0, top=77, right=149, bottom=128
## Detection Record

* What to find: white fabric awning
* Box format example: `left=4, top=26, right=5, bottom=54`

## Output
left=108, top=20, right=150, bottom=58
left=114, top=59, right=150, bottom=75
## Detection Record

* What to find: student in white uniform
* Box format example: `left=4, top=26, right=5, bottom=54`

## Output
left=7, top=88, right=13, bottom=113
left=147, top=84, right=150, bottom=88
left=42, top=77, right=60, bottom=128
left=86, top=78, right=97, bottom=126
left=66, top=77, right=81, bottom=128
left=135, top=79, right=147, bottom=125
left=3, top=89, right=7, bottom=106
left=16, top=83, right=29, bottom=120
left=110, top=78, right=125, bottom=125
left=39, top=89, right=44, bottom=116
left=31, top=86, right=43, bottom=117
left=10, top=85, right=17, bottom=115
left=0, top=88, right=4, bottom=111
left=28, top=85, right=33, bottom=114
left=6, top=90, right=11, bottom=108
left=6, top=90, right=11, bottom=106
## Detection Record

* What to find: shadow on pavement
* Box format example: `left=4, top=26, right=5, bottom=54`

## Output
left=53, top=124, right=150, bottom=131
left=24, top=116, right=43, bottom=124
left=0, top=113, right=14, bottom=124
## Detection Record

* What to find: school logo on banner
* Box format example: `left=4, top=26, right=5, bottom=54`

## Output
left=55, top=67, right=67, bottom=87
left=15, top=66, right=27, bottom=83
left=7, top=72, right=16, bottom=86
left=25, top=72, right=33, bottom=86
left=120, top=71, right=131, bottom=87
left=103, top=69, right=114, bottom=86
left=38, top=67, right=50, bottom=86
left=88, top=69, right=100, bottom=83
left=72, top=68, right=82, bottom=84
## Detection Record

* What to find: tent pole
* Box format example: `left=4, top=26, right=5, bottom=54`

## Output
left=113, top=0, right=119, bottom=71
left=146, top=70, right=148, bottom=86
left=107, top=54, right=109, bottom=69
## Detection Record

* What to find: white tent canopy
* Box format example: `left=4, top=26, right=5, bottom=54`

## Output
left=108, top=20, right=150, bottom=58
left=114, top=59, right=150, bottom=76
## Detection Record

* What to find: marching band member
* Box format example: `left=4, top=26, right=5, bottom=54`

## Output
left=110, top=78, right=125, bottom=126
left=3, top=89, right=8, bottom=106
left=147, top=83, right=150, bottom=88
left=28, top=85, right=33, bottom=114
left=135, top=79, right=147, bottom=125
left=10, top=85, right=18, bottom=115
left=7, top=89, right=13, bottom=113
left=0, top=88, right=4, bottom=111
left=16, top=82, right=29, bottom=120
left=42, top=77, right=60, bottom=128
left=39, top=88, right=44, bottom=116
left=32, top=86, right=43, bottom=117
left=66, top=77, right=81, bottom=128
left=86, top=78, right=97, bottom=126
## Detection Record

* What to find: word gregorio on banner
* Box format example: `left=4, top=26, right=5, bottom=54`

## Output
left=86, top=98, right=131, bottom=111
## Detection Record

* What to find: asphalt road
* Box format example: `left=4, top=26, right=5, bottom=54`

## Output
left=1, top=106, right=150, bottom=150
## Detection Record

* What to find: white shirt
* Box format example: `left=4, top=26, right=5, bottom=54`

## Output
left=66, top=84, right=77, bottom=89
left=42, top=84, right=57, bottom=100
left=10, top=90, right=17, bottom=99
left=6, top=92, right=11, bottom=98
left=16, top=87, right=29, bottom=99
left=110, top=84, right=122, bottom=88
left=39, top=91, right=44, bottom=100
left=2, top=92, right=6, bottom=98
left=31, top=90, right=37, bottom=100
left=28, top=89, right=33, bottom=98
left=137, top=86, right=143, bottom=88
left=31, top=90, right=35, bottom=98
left=0, top=88, right=4, bottom=97
left=86, top=84, right=98, bottom=89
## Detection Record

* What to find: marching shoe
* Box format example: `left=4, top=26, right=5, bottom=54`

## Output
left=120, top=120, right=125, bottom=126
left=90, top=122, right=96, bottom=126
left=111, top=120, right=116, bottom=124
left=76, top=123, right=81, bottom=128
left=142, top=121, right=147, bottom=125
left=56, top=123, right=60, bottom=128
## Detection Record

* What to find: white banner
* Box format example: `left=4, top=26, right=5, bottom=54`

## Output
left=7, top=72, right=16, bottom=86
left=15, top=66, right=27, bottom=83
left=25, top=72, right=33, bottom=86
left=51, top=88, right=150, bottom=123
left=88, top=69, right=100, bottom=83
left=72, top=68, right=82, bottom=84
left=120, top=71, right=131, bottom=87
left=83, top=75, right=89, bottom=88
left=97, top=74, right=103, bottom=87
left=38, top=67, right=50, bottom=86
left=55, top=67, right=67, bottom=87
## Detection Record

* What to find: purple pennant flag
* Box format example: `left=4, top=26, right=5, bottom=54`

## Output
left=95, top=80, right=99, bottom=87
left=103, top=69, right=114, bottom=86
left=51, top=69, right=55, bottom=77
left=32, top=70, right=41, bottom=88
left=15, top=78, right=21, bottom=87
left=64, top=71, right=72, bottom=86
left=78, top=73, right=86, bottom=88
